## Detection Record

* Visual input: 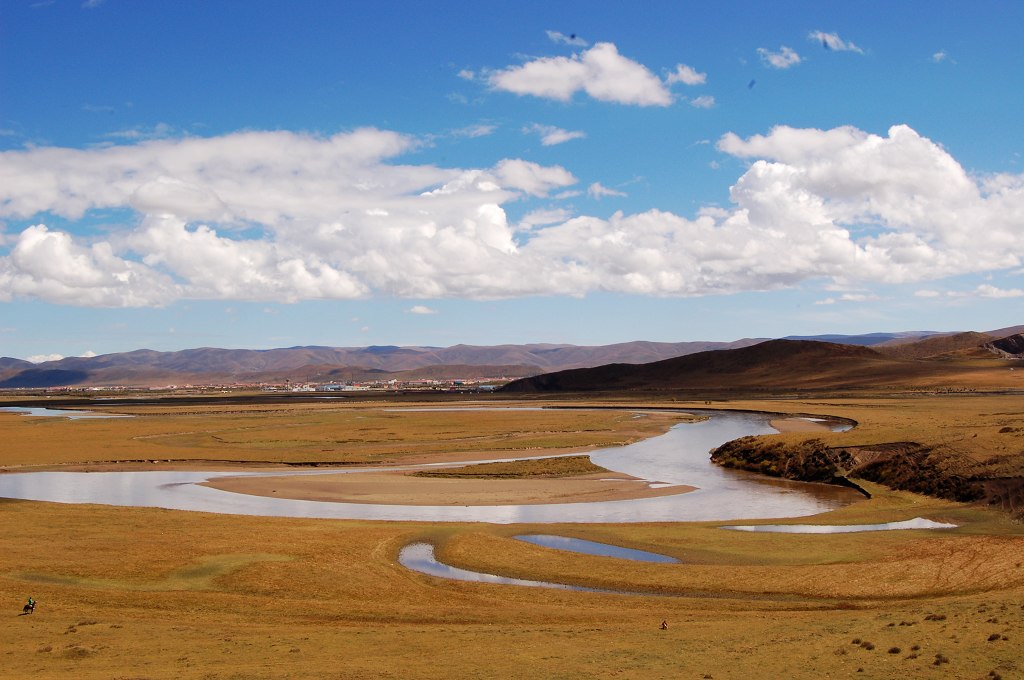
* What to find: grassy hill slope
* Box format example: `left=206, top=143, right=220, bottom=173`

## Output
left=502, top=339, right=1022, bottom=393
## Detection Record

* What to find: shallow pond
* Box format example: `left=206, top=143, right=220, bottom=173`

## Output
left=514, top=535, right=679, bottom=563
left=398, top=542, right=614, bottom=592
left=0, top=409, right=864, bottom=523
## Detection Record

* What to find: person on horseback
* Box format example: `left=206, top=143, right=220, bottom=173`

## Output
left=24, top=597, right=35, bottom=614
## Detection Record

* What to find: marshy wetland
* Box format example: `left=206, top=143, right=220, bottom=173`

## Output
left=2, top=394, right=1023, bottom=678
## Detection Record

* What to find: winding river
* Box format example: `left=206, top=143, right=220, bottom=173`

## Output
left=0, top=409, right=865, bottom=523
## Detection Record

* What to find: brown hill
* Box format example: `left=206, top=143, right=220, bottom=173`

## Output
left=0, top=357, right=33, bottom=383
left=501, top=339, right=1020, bottom=393
left=988, top=324, right=1024, bottom=338
left=874, top=331, right=997, bottom=360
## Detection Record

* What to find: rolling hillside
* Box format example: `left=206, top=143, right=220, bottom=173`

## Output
left=501, top=338, right=1023, bottom=393
left=873, top=332, right=999, bottom=360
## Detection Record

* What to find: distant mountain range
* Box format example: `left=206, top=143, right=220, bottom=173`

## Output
left=1, top=326, right=1021, bottom=389
left=0, top=339, right=762, bottom=388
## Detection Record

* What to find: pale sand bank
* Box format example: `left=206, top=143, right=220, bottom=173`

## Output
left=203, top=470, right=695, bottom=506
left=769, top=417, right=834, bottom=433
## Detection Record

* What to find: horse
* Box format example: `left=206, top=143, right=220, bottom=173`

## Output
left=22, top=601, right=35, bottom=614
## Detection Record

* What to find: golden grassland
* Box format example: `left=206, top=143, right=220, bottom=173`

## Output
left=0, top=401, right=691, bottom=469
left=2, top=394, right=1024, bottom=678
left=4, top=494, right=1024, bottom=679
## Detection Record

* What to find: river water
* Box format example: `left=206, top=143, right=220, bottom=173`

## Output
left=0, top=409, right=862, bottom=523
left=0, top=406, right=133, bottom=419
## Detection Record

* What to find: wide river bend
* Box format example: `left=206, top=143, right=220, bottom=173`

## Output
left=0, top=409, right=862, bottom=523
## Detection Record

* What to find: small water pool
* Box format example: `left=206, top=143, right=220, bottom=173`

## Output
left=397, top=542, right=614, bottom=593
left=514, top=535, right=679, bottom=563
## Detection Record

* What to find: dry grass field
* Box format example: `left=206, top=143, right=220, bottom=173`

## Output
left=2, top=394, right=1024, bottom=678
left=0, top=401, right=690, bottom=469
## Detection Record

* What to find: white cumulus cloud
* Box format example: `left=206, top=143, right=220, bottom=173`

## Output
left=1, top=224, right=178, bottom=306
left=758, top=46, right=802, bottom=69
left=716, top=124, right=1024, bottom=285
left=489, top=42, right=674, bottom=106
left=408, top=305, right=438, bottom=314
left=2, top=124, right=1023, bottom=307
left=587, top=183, right=627, bottom=199
left=490, top=159, right=577, bottom=197
left=808, top=31, right=864, bottom=54
left=974, top=284, right=1024, bottom=298
left=666, top=64, right=707, bottom=86
left=690, top=95, right=715, bottom=109
left=525, top=123, right=586, bottom=146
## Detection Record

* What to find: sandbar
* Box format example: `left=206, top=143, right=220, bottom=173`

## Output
left=769, top=417, right=833, bottom=433
left=202, top=470, right=695, bottom=506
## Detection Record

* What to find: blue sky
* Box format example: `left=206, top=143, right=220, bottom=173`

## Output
left=2, top=1, right=1023, bottom=361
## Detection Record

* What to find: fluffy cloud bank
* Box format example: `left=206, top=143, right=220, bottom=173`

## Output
left=0, top=124, right=1021, bottom=306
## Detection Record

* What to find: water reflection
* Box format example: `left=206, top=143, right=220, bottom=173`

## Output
left=0, top=410, right=864, bottom=523
left=721, top=517, right=958, bottom=533
left=514, top=535, right=679, bottom=563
